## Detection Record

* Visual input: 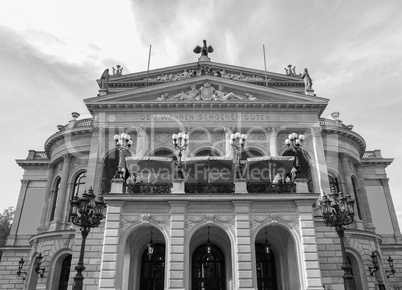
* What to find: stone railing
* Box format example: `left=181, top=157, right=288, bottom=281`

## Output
left=34, top=151, right=48, bottom=159
left=126, top=184, right=172, bottom=195
left=75, top=118, right=94, bottom=127
left=319, top=118, right=349, bottom=130
left=184, top=183, right=235, bottom=194
left=363, top=151, right=375, bottom=158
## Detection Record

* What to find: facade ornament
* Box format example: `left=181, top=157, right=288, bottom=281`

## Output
left=310, top=126, right=322, bottom=137
left=206, top=214, right=214, bottom=223
left=100, top=69, right=109, bottom=89
left=170, top=85, right=200, bottom=101
left=185, top=215, right=235, bottom=229
left=142, top=214, right=151, bottom=223
left=156, top=133, right=170, bottom=144
left=250, top=214, right=298, bottom=229
left=112, top=65, right=123, bottom=76
left=223, top=126, right=234, bottom=138
left=72, top=157, right=88, bottom=168
left=301, top=68, right=314, bottom=93
left=285, top=64, right=297, bottom=76
left=193, top=40, right=214, bottom=61
left=157, top=92, right=169, bottom=101
left=266, top=127, right=280, bottom=137
left=381, top=178, right=389, bottom=186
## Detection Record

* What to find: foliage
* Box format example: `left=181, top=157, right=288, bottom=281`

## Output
left=0, top=206, right=15, bottom=247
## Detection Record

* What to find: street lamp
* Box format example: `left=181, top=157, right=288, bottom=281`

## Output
left=385, top=255, right=396, bottom=278
left=69, top=187, right=107, bottom=290
left=114, top=133, right=133, bottom=178
left=172, top=131, right=189, bottom=179
left=319, top=187, right=355, bottom=290
left=16, top=258, right=27, bottom=280
left=230, top=132, right=246, bottom=159
left=285, top=132, right=305, bottom=178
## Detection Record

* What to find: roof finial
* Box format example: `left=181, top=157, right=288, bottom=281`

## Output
left=193, top=40, right=214, bottom=62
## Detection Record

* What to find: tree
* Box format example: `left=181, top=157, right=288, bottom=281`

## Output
left=0, top=207, right=15, bottom=261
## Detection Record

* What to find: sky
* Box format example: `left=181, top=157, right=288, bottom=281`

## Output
left=0, top=0, right=401, bottom=228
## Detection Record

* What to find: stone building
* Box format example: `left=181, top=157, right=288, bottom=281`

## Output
left=0, top=47, right=401, bottom=290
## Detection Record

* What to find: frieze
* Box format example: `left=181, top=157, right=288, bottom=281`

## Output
left=121, top=214, right=170, bottom=230
left=72, top=157, right=88, bottom=168
left=247, top=133, right=267, bottom=142
left=251, top=208, right=295, bottom=213
left=185, top=214, right=235, bottom=229
left=155, top=83, right=256, bottom=101
left=250, top=214, right=298, bottom=229
left=155, top=133, right=170, bottom=144
left=325, top=155, right=339, bottom=169
left=187, top=208, right=233, bottom=213
left=123, top=208, right=169, bottom=213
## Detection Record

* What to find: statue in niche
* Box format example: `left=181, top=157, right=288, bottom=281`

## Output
left=214, top=85, right=244, bottom=101
left=301, top=68, right=313, bottom=90
left=170, top=85, right=200, bottom=100
left=100, top=69, right=109, bottom=89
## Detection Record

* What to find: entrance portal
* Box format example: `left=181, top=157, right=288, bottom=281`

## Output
left=192, top=243, right=225, bottom=290
left=255, top=243, right=277, bottom=290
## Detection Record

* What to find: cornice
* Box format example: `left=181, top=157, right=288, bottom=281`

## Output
left=16, top=159, right=50, bottom=168
left=44, top=127, right=93, bottom=157
left=321, top=126, right=366, bottom=157
left=28, top=229, right=75, bottom=244
left=361, top=158, right=393, bottom=166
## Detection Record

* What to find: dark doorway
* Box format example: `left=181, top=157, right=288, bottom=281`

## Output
left=140, top=243, right=165, bottom=290
left=255, top=243, right=277, bottom=290
left=192, top=243, right=225, bottom=290
left=58, top=255, right=72, bottom=290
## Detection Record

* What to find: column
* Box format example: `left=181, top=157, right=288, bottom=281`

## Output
left=233, top=201, right=254, bottom=290
left=267, top=127, right=280, bottom=156
left=310, top=127, right=330, bottom=194
left=136, top=126, right=149, bottom=157
left=356, top=164, right=375, bottom=230
left=224, top=126, right=233, bottom=158
left=99, top=200, right=125, bottom=289
left=86, top=127, right=106, bottom=193
left=7, top=180, right=29, bottom=245
left=37, top=164, right=56, bottom=232
left=169, top=201, right=187, bottom=290
left=52, top=154, right=72, bottom=229
left=381, top=178, right=401, bottom=236
left=296, top=200, right=325, bottom=290
left=340, top=153, right=354, bottom=194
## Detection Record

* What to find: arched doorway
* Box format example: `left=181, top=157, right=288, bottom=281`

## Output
left=58, top=255, right=72, bottom=290
left=140, top=243, right=165, bottom=290
left=255, top=244, right=277, bottom=290
left=192, top=243, right=225, bottom=290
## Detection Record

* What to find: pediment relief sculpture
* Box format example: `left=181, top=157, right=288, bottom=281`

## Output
left=156, top=83, right=256, bottom=101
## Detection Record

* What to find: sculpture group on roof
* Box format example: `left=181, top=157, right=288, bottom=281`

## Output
left=156, top=83, right=256, bottom=101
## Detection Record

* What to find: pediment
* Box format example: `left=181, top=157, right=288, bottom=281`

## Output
left=86, top=75, right=328, bottom=107
left=101, top=61, right=308, bottom=95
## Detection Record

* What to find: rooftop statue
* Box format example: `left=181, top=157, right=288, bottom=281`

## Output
left=100, top=68, right=109, bottom=89
left=193, top=40, right=214, bottom=62
left=301, top=68, right=314, bottom=94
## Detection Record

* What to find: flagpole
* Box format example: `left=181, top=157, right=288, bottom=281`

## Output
left=146, top=45, right=152, bottom=87
left=263, top=44, right=268, bottom=87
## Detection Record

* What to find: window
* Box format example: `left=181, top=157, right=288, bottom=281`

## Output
left=140, top=243, right=165, bottom=290
left=72, top=172, right=86, bottom=199
left=328, top=175, right=339, bottom=193
left=255, top=243, right=277, bottom=290
left=58, top=255, right=72, bottom=290
left=352, top=177, right=362, bottom=220
left=50, top=178, right=61, bottom=221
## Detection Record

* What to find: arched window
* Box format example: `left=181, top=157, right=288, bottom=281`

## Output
left=192, top=243, right=225, bottom=290
left=351, top=176, right=362, bottom=220
left=237, top=149, right=264, bottom=179
left=72, top=172, right=86, bottom=199
left=140, top=243, right=165, bottom=290
left=328, top=175, right=340, bottom=193
left=152, top=149, right=177, bottom=160
left=195, top=149, right=220, bottom=157
left=50, top=177, right=61, bottom=221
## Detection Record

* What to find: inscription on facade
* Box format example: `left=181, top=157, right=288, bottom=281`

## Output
left=140, top=113, right=271, bottom=122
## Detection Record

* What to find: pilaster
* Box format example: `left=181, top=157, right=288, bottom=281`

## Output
left=99, top=201, right=125, bottom=289
left=85, top=127, right=105, bottom=194
left=381, top=178, right=401, bottom=236
left=136, top=126, right=149, bottom=157
left=224, top=126, right=234, bottom=158
left=7, top=179, right=29, bottom=245
left=233, top=201, right=254, bottom=290
left=168, top=201, right=188, bottom=290
left=296, top=200, right=324, bottom=290
left=37, top=164, right=56, bottom=232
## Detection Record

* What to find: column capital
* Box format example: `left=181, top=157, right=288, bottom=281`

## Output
left=381, top=178, right=389, bottom=186
left=92, top=127, right=100, bottom=134
left=62, top=153, right=73, bottom=161
left=339, top=152, right=350, bottom=160
left=310, top=126, right=322, bottom=137
left=266, top=127, right=280, bottom=137
left=223, top=125, right=234, bottom=136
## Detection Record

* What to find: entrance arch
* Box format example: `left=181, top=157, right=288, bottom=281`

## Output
left=119, top=225, right=166, bottom=290
left=189, top=225, right=233, bottom=290
left=254, top=224, right=301, bottom=290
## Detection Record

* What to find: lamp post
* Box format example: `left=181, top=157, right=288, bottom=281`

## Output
left=69, top=187, right=107, bottom=290
left=114, top=133, right=133, bottom=178
left=230, top=132, right=247, bottom=160
left=172, top=131, right=189, bottom=179
left=284, top=132, right=305, bottom=178
left=319, top=187, right=355, bottom=290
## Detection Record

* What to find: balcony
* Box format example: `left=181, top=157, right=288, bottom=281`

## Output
left=111, top=155, right=306, bottom=196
